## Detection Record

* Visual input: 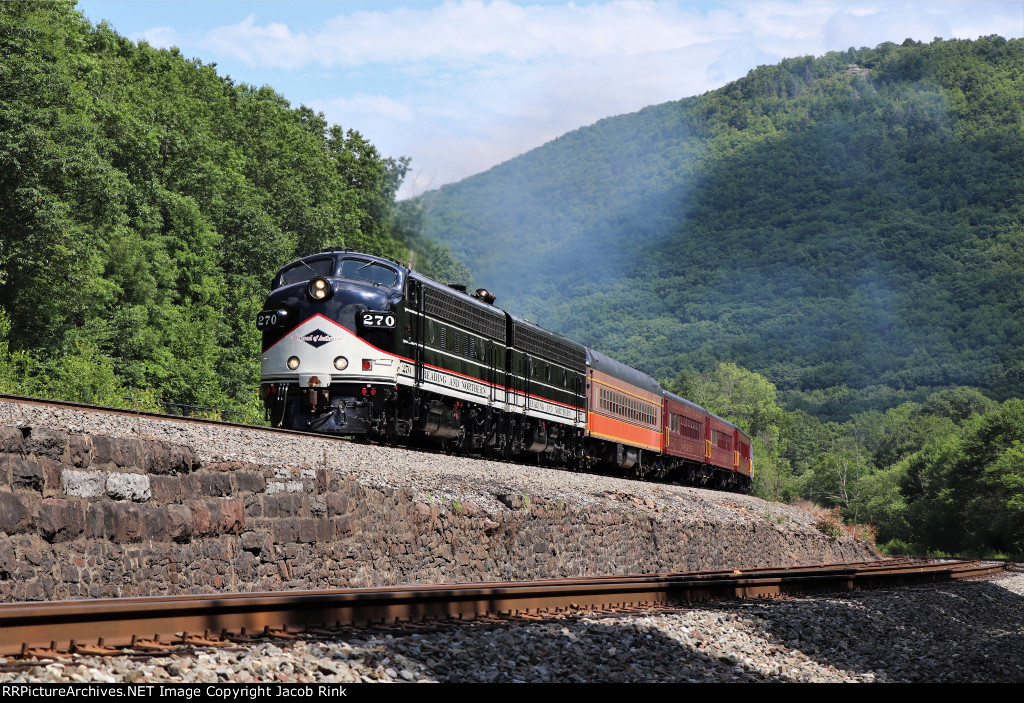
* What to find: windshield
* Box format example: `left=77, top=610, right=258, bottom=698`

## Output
left=277, top=258, right=335, bottom=287
left=340, top=259, right=398, bottom=287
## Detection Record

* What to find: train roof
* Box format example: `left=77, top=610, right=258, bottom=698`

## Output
left=506, top=312, right=586, bottom=351
left=408, top=270, right=506, bottom=312
left=316, top=247, right=409, bottom=269
left=507, top=313, right=587, bottom=371
left=707, top=409, right=750, bottom=438
left=724, top=415, right=751, bottom=439
left=663, top=390, right=708, bottom=415
left=707, top=410, right=738, bottom=430
left=275, top=248, right=410, bottom=275
left=585, top=348, right=663, bottom=395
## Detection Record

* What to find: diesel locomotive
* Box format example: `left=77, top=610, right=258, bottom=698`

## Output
left=258, top=249, right=753, bottom=492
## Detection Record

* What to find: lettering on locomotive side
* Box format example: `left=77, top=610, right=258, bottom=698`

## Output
left=527, top=396, right=578, bottom=420
left=422, top=368, right=489, bottom=397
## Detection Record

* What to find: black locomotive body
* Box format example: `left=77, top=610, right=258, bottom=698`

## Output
left=259, top=249, right=586, bottom=464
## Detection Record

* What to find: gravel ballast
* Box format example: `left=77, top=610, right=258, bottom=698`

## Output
left=0, top=399, right=848, bottom=536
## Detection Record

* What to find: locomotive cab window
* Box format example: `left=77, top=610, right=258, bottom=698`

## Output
left=340, top=259, right=398, bottom=288
left=276, top=258, right=334, bottom=288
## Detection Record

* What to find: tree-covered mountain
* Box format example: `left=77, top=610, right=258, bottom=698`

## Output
left=0, top=2, right=416, bottom=415
left=418, top=36, right=1024, bottom=421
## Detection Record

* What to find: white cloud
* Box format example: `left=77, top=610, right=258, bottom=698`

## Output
left=137, top=26, right=179, bottom=49
left=202, top=15, right=310, bottom=68
left=822, top=6, right=952, bottom=49
left=313, top=94, right=417, bottom=124
left=194, top=1, right=754, bottom=68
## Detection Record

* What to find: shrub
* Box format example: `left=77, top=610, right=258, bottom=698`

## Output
left=814, top=507, right=844, bottom=540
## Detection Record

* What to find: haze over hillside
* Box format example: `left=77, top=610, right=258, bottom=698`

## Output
left=417, top=37, right=1024, bottom=420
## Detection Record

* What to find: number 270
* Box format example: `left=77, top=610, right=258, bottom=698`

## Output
left=361, top=313, right=395, bottom=327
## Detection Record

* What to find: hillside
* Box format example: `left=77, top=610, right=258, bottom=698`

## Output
left=418, top=37, right=1024, bottom=420
left=0, top=2, right=411, bottom=415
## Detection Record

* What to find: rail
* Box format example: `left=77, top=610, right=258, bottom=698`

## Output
left=0, top=559, right=1008, bottom=658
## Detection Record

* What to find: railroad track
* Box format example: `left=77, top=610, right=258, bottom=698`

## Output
left=0, top=559, right=1007, bottom=659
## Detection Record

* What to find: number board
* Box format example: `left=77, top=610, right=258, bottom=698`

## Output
left=256, top=310, right=281, bottom=330
left=360, top=311, right=396, bottom=328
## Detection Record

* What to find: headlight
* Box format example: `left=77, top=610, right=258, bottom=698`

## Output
left=333, top=356, right=348, bottom=371
left=307, top=277, right=333, bottom=301
left=287, top=356, right=300, bottom=370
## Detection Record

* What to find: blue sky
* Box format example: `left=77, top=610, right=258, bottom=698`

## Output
left=76, top=1, right=1024, bottom=197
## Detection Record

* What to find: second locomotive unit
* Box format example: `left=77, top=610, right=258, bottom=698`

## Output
left=258, top=248, right=752, bottom=492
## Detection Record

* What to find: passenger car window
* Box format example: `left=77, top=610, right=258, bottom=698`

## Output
left=341, top=259, right=398, bottom=287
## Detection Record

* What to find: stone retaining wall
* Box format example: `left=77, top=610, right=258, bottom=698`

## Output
left=0, top=423, right=877, bottom=601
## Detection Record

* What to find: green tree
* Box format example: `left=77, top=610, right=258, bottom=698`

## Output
left=671, top=363, right=796, bottom=501
left=0, top=2, right=411, bottom=414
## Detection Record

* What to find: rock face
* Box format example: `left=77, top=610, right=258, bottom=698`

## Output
left=0, top=402, right=878, bottom=601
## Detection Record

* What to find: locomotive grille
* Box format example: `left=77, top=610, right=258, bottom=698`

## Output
left=513, top=323, right=586, bottom=372
left=422, top=284, right=506, bottom=341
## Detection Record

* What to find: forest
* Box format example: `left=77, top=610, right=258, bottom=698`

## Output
left=1, top=4, right=1021, bottom=557
left=670, top=363, right=1024, bottom=557
left=0, top=2, right=434, bottom=419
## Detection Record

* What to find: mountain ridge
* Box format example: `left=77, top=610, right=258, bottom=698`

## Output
left=417, top=36, right=1024, bottom=420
